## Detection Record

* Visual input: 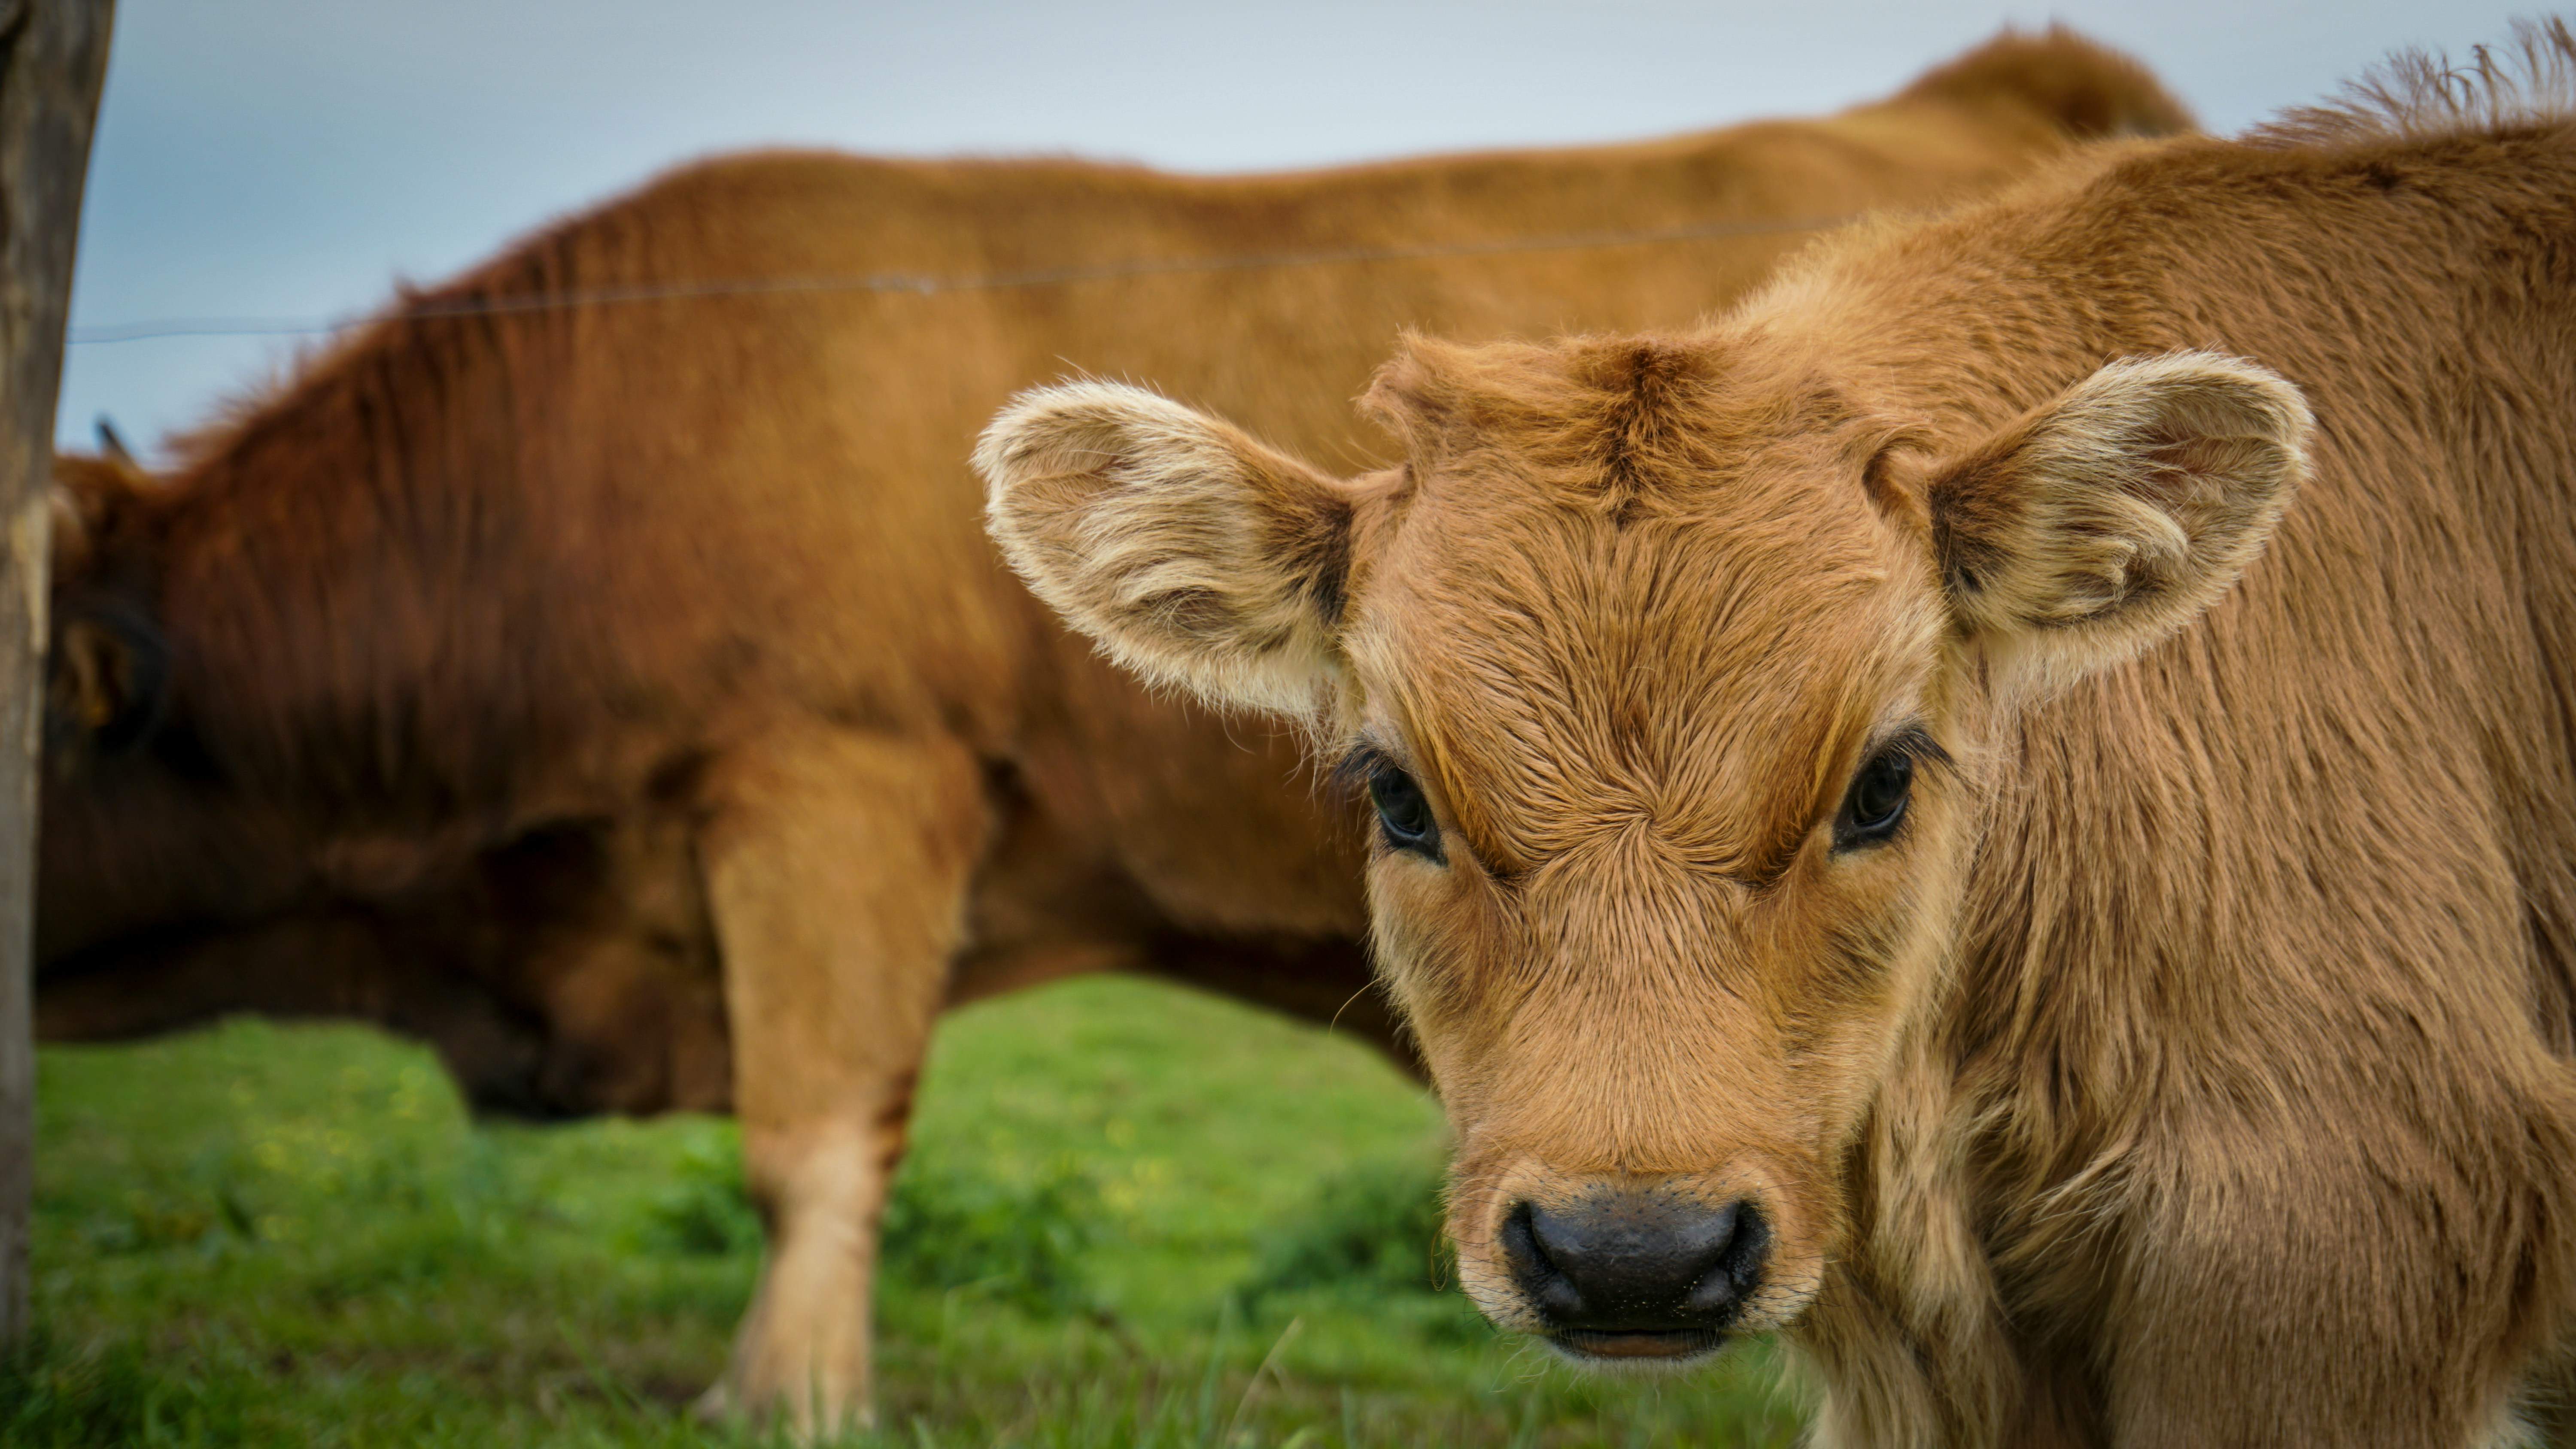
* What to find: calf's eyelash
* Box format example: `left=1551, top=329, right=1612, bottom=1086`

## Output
left=1333, top=742, right=1398, bottom=794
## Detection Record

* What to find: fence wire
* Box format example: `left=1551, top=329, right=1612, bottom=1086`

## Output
left=67, top=212, right=1854, bottom=346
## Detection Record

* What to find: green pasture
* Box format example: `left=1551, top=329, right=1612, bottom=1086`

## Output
left=12, top=975, right=1805, bottom=1446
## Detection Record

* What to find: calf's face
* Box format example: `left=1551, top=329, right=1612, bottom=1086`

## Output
left=981, top=334, right=2306, bottom=1362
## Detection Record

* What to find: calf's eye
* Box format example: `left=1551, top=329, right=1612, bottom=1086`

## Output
left=1835, top=747, right=1914, bottom=849
left=1367, top=761, right=1444, bottom=861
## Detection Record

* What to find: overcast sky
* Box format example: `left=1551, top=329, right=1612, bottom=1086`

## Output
left=58, top=0, right=2531, bottom=456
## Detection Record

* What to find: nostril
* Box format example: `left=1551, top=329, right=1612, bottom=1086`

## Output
left=1501, top=1200, right=1545, bottom=1276
left=1685, top=1202, right=1770, bottom=1317
left=1501, top=1201, right=1586, bottom=1320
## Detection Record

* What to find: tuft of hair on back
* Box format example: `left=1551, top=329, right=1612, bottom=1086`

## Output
left=2249, top=16, right=2576, bottom=149
left=1897, top=24, right=2197, bottom=140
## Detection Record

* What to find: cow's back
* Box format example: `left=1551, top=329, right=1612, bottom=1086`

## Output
left=142, top=45, right=2175, bottom=936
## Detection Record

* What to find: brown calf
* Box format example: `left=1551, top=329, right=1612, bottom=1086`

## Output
left=984, top=26, right=2576, bottom=1446
left=36, top=30, right=2184, bottom=1437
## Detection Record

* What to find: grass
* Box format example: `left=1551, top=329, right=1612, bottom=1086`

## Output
left=18, top=974, right=1808, bottom=1446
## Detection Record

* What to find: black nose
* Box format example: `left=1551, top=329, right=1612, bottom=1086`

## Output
left=1502, top=1192, right=1768, bottom=1336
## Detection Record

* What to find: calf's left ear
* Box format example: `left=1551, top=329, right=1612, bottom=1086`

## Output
left=1926, top=351, right=2309, bottom=694
left=977, top=382, right=1355, bottom=721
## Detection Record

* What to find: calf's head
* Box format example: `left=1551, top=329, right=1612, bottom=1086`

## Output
left=980, top=335, right=2304, bottom=1362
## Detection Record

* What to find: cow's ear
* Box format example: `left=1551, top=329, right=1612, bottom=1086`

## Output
left=1927, top=352, right=2308, bottom=695
left=49, top=606, right=168, bottom=751
left=978, top=382, right=1354, bottom=720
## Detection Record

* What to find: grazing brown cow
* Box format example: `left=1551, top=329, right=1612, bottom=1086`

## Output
left=40, top=31, right=2186, bottom=1434
left=983, top=26, right=2576, bottom=1446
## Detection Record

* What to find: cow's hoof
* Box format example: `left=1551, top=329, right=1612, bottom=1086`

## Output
left=693, top=1373, right=874, bottom=1444
left=689, top=1381, right=732, bottom=1423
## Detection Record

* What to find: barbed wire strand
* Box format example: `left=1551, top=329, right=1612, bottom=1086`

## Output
left=67, top=212, right=1854, bottom=346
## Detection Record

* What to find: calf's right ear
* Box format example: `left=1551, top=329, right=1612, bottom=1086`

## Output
left=977, top=382, right=1355, bottom=721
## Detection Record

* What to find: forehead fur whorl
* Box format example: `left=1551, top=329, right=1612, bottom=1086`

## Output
left=1363, top=333, right=1853, bottom=522
left=1346, top=333, right=1930, bottom=883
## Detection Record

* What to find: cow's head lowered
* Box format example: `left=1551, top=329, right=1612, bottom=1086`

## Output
left=37, top=453, right=731, bottom=1121
left=979, top=334, right=2306, bottom=1362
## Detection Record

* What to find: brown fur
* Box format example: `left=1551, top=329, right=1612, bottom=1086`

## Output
left=983, top=26, right=2576, bottom=1446
left=39, top=30, right=2187, bottom=1435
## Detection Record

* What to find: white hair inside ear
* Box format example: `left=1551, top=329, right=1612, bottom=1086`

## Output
left=1926, top=351, right=2309, bottom=698
left=977, top=381, right=1355, bottom=721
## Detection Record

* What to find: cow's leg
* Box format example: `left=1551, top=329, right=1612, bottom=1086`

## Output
left=691, top=726, right=984, bottom=1438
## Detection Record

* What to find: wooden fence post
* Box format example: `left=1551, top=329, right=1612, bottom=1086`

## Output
left=0, top=0, right=113, bottom=1350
